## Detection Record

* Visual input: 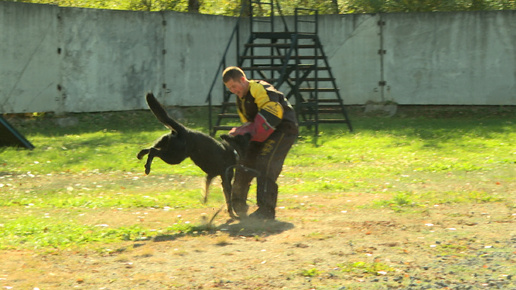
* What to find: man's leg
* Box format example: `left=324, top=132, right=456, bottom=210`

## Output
left=231, top=142, right=260, bottom=218
left=251, top=128, right=297, bottom=219
left=231, top=168, right=252, bottom=217
left=253, top=175, right=279, bottom=219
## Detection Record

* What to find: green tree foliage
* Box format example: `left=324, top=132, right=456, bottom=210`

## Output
left=344, top=0, right=516, bottom=13
left=3, top=0, right=516, bottom=14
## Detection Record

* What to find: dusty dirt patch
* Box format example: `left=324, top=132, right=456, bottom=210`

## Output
left=1, top=198, right=515, bottom=289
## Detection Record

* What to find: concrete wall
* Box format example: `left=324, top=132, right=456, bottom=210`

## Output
left=0, top=2, right=239, bottom=113
left=59, top=8, right=164, bottom=112
left=1, top=2, right=515, bottom=114
left=316, top=14, right=382, bottom=104
left=0, top=3, right=60, bottom=113
left=383, top=10, right=516, bottom=105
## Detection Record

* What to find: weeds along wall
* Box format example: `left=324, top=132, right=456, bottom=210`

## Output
left=1, top=2, right=515, bottom=114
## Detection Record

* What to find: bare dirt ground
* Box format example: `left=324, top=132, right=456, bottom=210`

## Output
left=1, top=182, right=515, bottom=290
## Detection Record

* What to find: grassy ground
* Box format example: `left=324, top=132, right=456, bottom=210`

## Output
left=0, top=105, right=515, bottom=289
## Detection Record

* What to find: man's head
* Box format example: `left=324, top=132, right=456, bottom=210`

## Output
left=223, top=66, right=249, bottom=98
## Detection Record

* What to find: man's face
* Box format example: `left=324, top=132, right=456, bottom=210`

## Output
left=224, top=77, right=248, bottom=98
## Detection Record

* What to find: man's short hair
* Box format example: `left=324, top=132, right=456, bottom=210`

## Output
left=223, top=66, right=246, bottom=83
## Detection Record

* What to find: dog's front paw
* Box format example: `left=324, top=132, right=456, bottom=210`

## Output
left=137, top=149, right=148, bottom=160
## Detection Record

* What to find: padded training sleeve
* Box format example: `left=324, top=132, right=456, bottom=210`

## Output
left=250, top=102, right=284, bottom=142
left=250, top=113, right=273, bottom=142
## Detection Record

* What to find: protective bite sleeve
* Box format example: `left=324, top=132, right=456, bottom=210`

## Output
left=229, top=101, right=284, bottom=142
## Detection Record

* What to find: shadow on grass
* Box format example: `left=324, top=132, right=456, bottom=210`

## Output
left=151, top=218, right=294, bottom=243
left=219, top=218, right=295, bottom=237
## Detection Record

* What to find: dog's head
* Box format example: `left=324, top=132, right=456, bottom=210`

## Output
left=220, top=133, right=250, bottom=159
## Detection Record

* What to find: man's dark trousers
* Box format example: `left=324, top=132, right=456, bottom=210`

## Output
left=232, top=121, right=298, bottom=219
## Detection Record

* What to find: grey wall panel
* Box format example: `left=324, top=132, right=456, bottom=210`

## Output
left=162, top=13, right=240, bottom=107
left=383, top=11, right=516, bottom=105
left=318, top=14, right=382, bottom=105
left=0, top=2, right=60, bottom=113
left=59, top=8, right=164, bottom=112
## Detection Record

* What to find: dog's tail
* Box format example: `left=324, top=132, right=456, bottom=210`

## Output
left=146, top=93, right=186, bottom=134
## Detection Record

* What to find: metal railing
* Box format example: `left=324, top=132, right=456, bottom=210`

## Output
left=204, top=5, right=245, bottom=133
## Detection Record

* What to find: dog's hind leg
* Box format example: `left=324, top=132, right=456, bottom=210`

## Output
left=203, top=175, right=215, bottom=204
left=222, top=169, right=238, bottom=219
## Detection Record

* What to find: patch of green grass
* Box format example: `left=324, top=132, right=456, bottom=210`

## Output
left=0, top=183, right=206, bottom=209
left=300, top=267, right=322, bottom=277
left=373, top=192, right=420, bottom=212
left=0, top=211, right=218, bottom=250
left=0, top=216, right=148, bottom=250
left=433, top=243, right=470, bottom=256
left=337, top=261, right=394, bottom=275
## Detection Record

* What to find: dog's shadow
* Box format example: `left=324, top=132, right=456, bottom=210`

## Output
left=219, top=218, right=294, bottom=237
left=152, top=219, right=294, bottom=243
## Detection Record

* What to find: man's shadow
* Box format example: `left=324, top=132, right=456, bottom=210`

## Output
left=218, top=218, right=294, bottom=237
left=152, top=218, right=294, bottom=242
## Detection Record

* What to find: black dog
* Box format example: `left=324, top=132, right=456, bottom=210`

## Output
left=137, top=93, right=248, bottom=219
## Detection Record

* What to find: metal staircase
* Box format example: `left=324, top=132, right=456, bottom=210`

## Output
left=206, top=1, right=352, bottom=136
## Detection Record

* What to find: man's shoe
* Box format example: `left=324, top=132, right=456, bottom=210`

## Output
left=249, top=208, right=275, bottom=220
left=232, top=202, right=248, bottom=219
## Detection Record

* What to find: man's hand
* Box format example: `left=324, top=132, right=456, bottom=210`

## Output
left=228, top=112, right=276, bottom=142
left=229, top=122, right=254, bottom=136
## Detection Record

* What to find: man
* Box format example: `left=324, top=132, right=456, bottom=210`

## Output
left=222, top=66, right=298, bottom=220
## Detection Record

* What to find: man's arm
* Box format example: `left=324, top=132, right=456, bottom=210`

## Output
left=230, top=102, right=284, bottom=142
left=230, top=82, right=284, bottom=142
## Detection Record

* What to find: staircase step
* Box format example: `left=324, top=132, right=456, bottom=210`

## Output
left=262, top=77, right=334, bottom=83
left=300, top=105, right=344, bottom=112
left=301, top=107, right=344, bottom=113
left=318, top=108, right=345, bottom=114
left=299, top=77, right=335, bottom=82
left=240, top=55, right=290, bottom=60
left=317, top=104, right=346, bottom=109
left=298, top=88, right=339, bottom=93
left=242, top=65, right=329, bottom=71
left=240, top=55, right=324, bottom=61
left=306, top=98, right=343, bottom=103
left=301, top=103, right=343, bottom=111
left=252, top=32, right=317, bottom=39
left=245, top=43, right=316, bottom=49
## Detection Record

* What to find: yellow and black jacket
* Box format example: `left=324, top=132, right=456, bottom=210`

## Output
left=235, top=80, right=297, bottom=141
